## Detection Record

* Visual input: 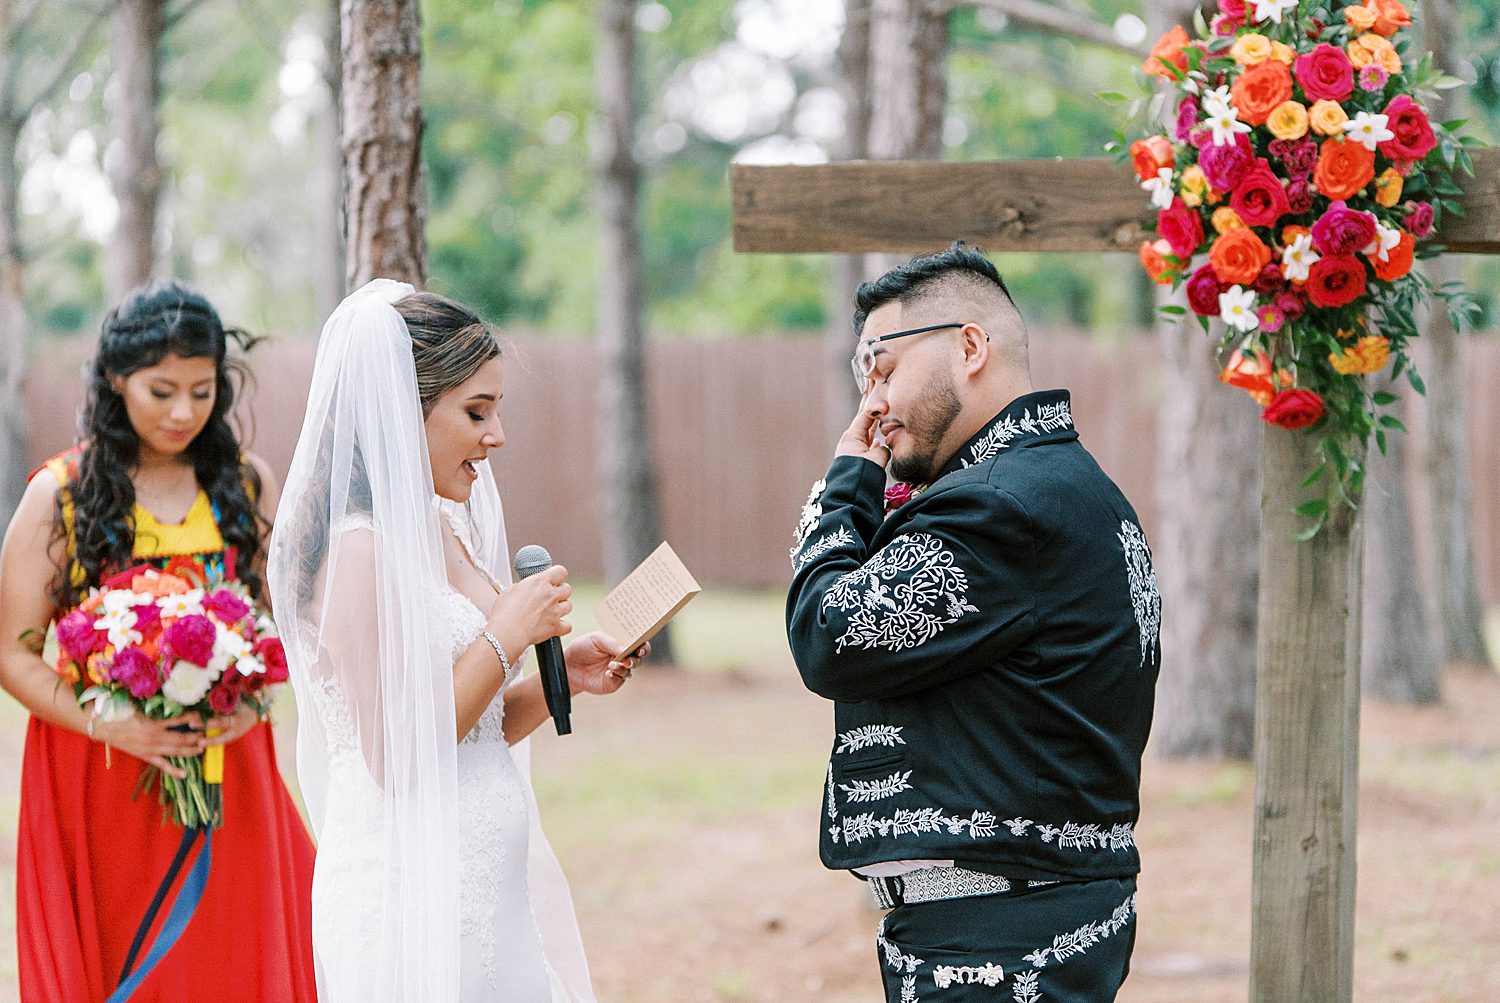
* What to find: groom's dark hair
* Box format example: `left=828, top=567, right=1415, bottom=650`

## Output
left=852, top=241, right=1015, bottom=336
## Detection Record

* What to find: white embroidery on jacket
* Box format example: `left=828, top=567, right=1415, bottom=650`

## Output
left=1011, top=970, right=1042, bottom=1002
left=934, top=963, right=1005, bottom=989
left=791, top=477, right=827, bottom=556
left=841, top=808, right=998, bottom=845
left=1117, top=520, right=1161, bottom=667
left=836, top=724, right=906, bottom=754
left=838, top=770, right=913, bottom=803
left=793, top=526, right=855, bottom=571
left=820, top=533, right=979, bottom=653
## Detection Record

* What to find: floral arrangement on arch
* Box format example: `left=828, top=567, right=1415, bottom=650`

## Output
left=1115, top=0, right=1480, bottom=535
left=49, top=556, right=289, bottom=828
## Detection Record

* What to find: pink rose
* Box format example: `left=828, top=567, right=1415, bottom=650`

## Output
left=109, top=646, right=161, bottom=699
left=1198, top=133, right=1254, bottom=194
left=203, top=589, right=251, bottom=626
left=1174, top=97, right=1200, bottom=142
left=209, top=680, right=241, bottom=715
left=163, top=613, right=217, bottom=667
left=1275, top=290, right=1306, bottom=320
left=1269, top=137, right=1317, bottom=177
left=1404, top=200, right=1434, bottom=238
left=1285, top=176, right=1315, bottom=214
left=1229, top=161, right=1292, bottom=228
left=1158, top=198, right=1205, bottom=260
left=1294, top=44, right=1355, bottom=103
left=254, top=636, right=289, bottom=684
left=56, top=608, right=106, bottom=663
left=1311, top=201, right=1378, bottom=255
left=1186, top=264, right=1226, bottom=317
left=1378, top=96, right=1437, bottom=163
left=1253, top=263, right=1286, bottom=295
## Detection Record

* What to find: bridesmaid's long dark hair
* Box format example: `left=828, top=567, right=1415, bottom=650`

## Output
left=50, top=280, right=264, bottom=610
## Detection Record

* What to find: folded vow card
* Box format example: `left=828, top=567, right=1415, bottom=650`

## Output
left=595, top=542, right=701, bottom=655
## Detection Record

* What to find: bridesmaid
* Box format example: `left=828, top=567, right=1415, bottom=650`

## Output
left=0, top=280, right=317, bottom=1001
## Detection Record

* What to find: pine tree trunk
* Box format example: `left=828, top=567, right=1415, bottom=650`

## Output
left=1415, top=0, right=1488, bottom=668
left=1361, top=373, right=1439, bottom=703
left=105, top=0, right=164, bottom=303
left=317, top=0, right=347, bottom=308
left=0, top=6, right=27, bottom=529
left=340, top=0, right=426, bottom=289
left=825, top=0, right=872, bottom=441
left=1145, top=1, right=1261, bottom=760
left=594, top=0, right=673, bottom=662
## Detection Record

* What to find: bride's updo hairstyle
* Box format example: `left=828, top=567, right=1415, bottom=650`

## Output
left=392, top=292, right=500, bottom=417
left=54, top=280, right=263, bottom=609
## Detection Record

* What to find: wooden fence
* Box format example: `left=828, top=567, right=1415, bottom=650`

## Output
left=23, top=331, right=1500, bottom=598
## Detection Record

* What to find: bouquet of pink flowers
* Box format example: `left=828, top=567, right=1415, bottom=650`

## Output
left=1117, top=0, right=1481, bottom=535
left=50, top=556, right=289, bottom=828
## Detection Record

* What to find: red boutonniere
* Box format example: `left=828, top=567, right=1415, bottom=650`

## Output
left=884, top=482, right=924, bottom=515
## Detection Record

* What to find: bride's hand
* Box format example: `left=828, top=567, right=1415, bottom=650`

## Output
left=564, top=632, right=649, bottom=696
left=487, top=565, right=572, bottom=648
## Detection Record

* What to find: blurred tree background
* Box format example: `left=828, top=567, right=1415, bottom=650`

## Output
left=16, top=0, right=1496, bottom=344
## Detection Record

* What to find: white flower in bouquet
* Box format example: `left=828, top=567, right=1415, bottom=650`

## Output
left=158, top=588, right=206, bottom=618
left=163, top=661, right=214, bottom=706
left=1342, top=112, right=1395, bottom=152
left=1219, top=286, right=1260, bottom=332
left=1281, top=233, right=1320, bottom=282
left=1363, top=221, right=1403, bottom=262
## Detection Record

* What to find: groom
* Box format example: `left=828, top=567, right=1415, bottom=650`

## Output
left=785, top=244, right=1161, bottom=1002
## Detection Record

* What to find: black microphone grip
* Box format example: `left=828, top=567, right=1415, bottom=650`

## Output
left=512, top=545, right=572, bottom=736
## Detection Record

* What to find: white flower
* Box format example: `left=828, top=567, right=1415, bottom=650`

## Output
left=1219, top=286, right=1260, bottom=332
left=1142, top=167, right=1175, bottom=209
left=235, top=654, right=264, bottom=677
left=1281, top=233, right=1321, bottom=282
left=1206, top=106, right=1252, bottom=147
left=157, top=589, right=205, bottom=619
left=1342, top=111, right=1395, bottom=152
left=213, top=626, right=253, bottom=663
left=89, top=689, right=136, bottom=724
left=100, top=589, right=151, bottom=615
left=1201, top=86, right=1233, bottom=118
left=163, top=660, right=213, bottom=706
left=95, top=607, right=143, bottom=651
left=1251, top=0, right=1300, bottom=24
left=1363, top=220, right=1403, bottom=261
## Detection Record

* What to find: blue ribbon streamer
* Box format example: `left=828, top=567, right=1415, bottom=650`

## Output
left=107, top=828, right=212, bottom=1003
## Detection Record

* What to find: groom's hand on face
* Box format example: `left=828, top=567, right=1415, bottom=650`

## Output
left=836, top=404, right=891, bottom=468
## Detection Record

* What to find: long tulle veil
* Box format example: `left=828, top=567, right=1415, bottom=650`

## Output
left=268, top=279, right=593, bottom=1001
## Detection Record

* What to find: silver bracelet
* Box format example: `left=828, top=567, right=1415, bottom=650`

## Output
left=480, top=630, right=511, bottom=676
left=85, top=711, right=99, bottom=740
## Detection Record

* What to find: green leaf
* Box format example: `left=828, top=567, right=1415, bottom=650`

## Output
left=1158, top=304, right=1186, bottom=316
left=1378, top=415, right=1407, bottom=432
left=1408, top=369, right=1427, bottom=395
left=1295, top=498, right=1329, bottom=519
left=1301, top=465, right=1327, bottom=488
left=1372, top=391, right=1398, bottom=406
left=1375, top=428, right=1387, bottom=455
left=1295, top=519, right=1326, bottom=542
left=1098, top=91, right=1131, bottom=105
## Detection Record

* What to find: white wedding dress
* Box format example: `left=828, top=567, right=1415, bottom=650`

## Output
left=306, top=521, right=560, bottom=1001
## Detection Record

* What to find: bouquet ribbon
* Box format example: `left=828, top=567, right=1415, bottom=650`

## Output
left=107, top=825, right=213, bottom=1003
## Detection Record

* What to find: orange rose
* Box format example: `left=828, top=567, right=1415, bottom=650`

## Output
left=131, top=569, right=191, bottom=598
left=1366, top=0, right=1411, bottom=37
left=1282, top=224, right=1311, bottom=247
left=1342, top=4, right=1377, bottom=32
left=1209, top=227, right=1273, bottom=285
left=1212, top=207, right=1246, bottom=234
left=1329, top=336, right=1392, bottom=376
left=1374, top=167, right=1404, bottom=207
left=1230, top=60, right=1294, bottom=126
left=1139, top=239, right=1178, bottom=285
left=1145, top=26, right=1191, bottom=79
left=1231, top=33, right=1273, bottom=66
left=1130, top=135, right=1175, bottom=182
left=1371, top=230, right=1416, bottom=281
left=1309, top=99, right=1349, bottom=136
left=1267, top=101, right=1309, bottom=140
left=1314, top=137, right=1376, bottom=201
left=1348, top=34, right=1401, bottom=74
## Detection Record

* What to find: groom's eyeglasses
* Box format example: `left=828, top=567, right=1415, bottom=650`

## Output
left=850, top=323, right=966, bottom=395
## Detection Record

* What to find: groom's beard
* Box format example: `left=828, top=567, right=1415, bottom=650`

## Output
left=889, top=370, right=962, bottom=486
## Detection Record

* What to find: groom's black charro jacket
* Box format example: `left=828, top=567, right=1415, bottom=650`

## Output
left=786, top=390, right=1161, bottom=882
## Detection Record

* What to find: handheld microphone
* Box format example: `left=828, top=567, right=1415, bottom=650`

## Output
left=512, top=545, right=572, bottom=736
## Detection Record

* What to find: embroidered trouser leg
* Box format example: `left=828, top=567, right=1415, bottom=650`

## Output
left=874, top=876, right=1137, bottom=1003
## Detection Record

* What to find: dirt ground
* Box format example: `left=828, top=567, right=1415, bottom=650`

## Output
left=2, top=664, right=1497, bottom=1001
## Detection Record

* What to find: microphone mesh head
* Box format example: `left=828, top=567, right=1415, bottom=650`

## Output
left=513, top=544, right=553, bottom=579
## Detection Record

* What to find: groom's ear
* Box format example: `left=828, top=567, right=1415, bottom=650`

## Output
left=959, top=323, right=989, bottom=378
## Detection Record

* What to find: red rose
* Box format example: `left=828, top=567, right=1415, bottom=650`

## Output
left=163, top=613, right=217, bottom=667
left=56, top=608, right=107, bottom=663
left=1305, top=255, right=1368, bottom=308
left=1378, top=95, right=1437, bottom=163
left=1253, top=263, right=1286, bottom=295
left=1157, top=198, right=1205, bottom=260
left=109, top=646, right=162, bottom=699
left=1275, top=289, right=1306, bottom=320
left=209, top=680, right=241, bottom=715
left=1294, top=44, right=1355, bottom=102
left=1229, top=161, right=1292, bottom=228
left=1262, top=388, right=1326, bottom=430
left=255, top=636, right=289, bottom=684
left=1185, top=264, right=1226, bottom=316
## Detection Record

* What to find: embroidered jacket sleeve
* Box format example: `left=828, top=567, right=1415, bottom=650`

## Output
left=786, top=457, right=1035, bottom=703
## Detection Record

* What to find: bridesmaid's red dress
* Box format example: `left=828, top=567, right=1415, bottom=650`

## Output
left=16, top=450, right=317, bottom=1001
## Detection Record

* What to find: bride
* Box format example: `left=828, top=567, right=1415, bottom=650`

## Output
left=269, top=280, right=643, bottom=1001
